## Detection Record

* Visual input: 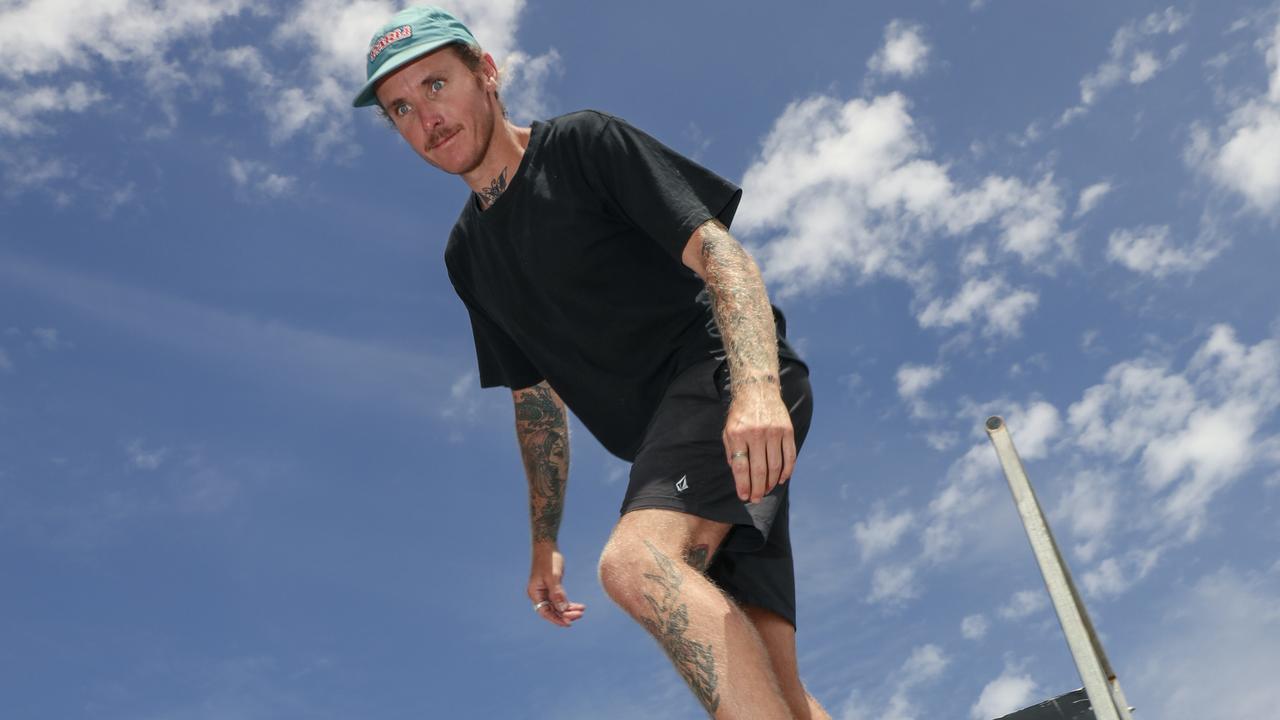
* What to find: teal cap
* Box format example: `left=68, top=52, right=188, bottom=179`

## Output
left=352, top=6, right=478, bottom=108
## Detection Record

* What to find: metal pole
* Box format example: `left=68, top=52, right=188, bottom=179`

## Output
left=984, top=416, right=1134, bottom=720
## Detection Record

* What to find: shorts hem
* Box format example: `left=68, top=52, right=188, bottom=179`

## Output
left=620, top=496, right=689, bottom=515
left=728, top=593, right=796, bottom=629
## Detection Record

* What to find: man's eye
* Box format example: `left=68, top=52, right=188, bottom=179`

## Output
left=395, top=103, right=411, bottom=117
left=430, top=79, right=445, bottom=93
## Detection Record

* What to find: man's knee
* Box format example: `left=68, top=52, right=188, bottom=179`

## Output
left=597, top=534, right=658, bottom=611
left=598, top=534, right=693, bottom=613
left=598, top=510, right=730, bottom=609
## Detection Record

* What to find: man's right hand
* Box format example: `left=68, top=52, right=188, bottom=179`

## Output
left=527, top=543, right=586, bottom=628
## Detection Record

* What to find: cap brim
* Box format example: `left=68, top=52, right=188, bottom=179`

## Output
left=351, top=39, right=454, bottom=108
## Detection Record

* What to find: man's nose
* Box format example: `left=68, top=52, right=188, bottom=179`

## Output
left=418, top=106, right=443, bottom=133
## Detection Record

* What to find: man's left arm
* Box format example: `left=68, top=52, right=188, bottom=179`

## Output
left=682, top=218, right=796, bottom=504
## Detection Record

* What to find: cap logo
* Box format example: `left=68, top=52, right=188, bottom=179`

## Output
left=369, top=24, right=413, bottom=63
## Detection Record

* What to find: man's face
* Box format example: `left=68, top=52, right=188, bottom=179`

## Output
left=374, top=47, right=500, bottom=176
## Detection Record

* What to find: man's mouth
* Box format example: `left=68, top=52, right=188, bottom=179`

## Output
left=429, top=128, right=460, bottom=151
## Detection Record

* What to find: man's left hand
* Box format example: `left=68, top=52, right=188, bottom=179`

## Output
left=722, top=386, right=796, bottom=503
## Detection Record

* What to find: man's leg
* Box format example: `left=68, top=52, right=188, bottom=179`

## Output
left=742, top=606, right=832, bottom=720
left=598, top=508, right=793, bottom=719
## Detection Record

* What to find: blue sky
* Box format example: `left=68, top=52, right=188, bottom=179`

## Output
left=2, top=1, right=1279, bottom=718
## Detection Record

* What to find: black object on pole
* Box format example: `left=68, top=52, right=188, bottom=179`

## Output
left=996, top=688, right=1095, bottom=720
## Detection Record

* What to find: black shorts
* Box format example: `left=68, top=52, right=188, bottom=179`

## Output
left=620, top=356, right=814, bottom=627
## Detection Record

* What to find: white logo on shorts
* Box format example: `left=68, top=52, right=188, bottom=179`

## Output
left=675, top=475, right=689, bottom=493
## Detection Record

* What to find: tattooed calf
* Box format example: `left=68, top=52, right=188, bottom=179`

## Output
left=641, top=540, right=720, bottom=713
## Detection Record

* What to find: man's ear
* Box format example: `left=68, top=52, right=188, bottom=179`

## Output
left=481, top=52, right=500, bottom=88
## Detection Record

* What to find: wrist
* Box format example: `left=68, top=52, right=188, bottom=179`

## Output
left=730, top=375, right=781, bottom=398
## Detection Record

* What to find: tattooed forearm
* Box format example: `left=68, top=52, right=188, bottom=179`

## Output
left=641, top=541, right=721, bottom=713
left=477, top=166, right=509, bottom=208
left=698, top=220, right=780, bottom=395
left=513, top=382, right=569, bottom=544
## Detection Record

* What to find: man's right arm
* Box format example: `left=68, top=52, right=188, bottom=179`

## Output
left=512, top=381, right=569, bottom=544
left=513, top=381, right=585, bottom=627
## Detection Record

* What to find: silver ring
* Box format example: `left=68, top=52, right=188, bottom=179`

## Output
left=731, top=451, right=748, bottom=459
left=533, top=600, right=550, bottom=613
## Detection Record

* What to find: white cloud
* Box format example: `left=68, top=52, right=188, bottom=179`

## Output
left=1059, top=7, right=1189, bottom=126
left=1052, top=470, right=1118, bottom=562
left=960, top=245, right=989, bottom=272
left=0, top=0, right=252, bottom=81
left=1081, top=329, right=1102, bottom=354
left=1074, top=181, right=1112, bottom=218
left=1133, top=568, right=1280, bottom=720
left=901, top=644, right=949, bottom=687
left=839, top=644, right=950, bottom=720
left=0, top=146, right=77, bottom=201
left=970, top=669, right=1038, bottom=720
left=896, top=363, right=944, bottom=398
left=868, top=21, right=930, bottom=80
left=1191, top=19, right=1280, bottom=215
left=173, top=454, right=241, bottom=514
left=868, top=563, right=918, bottom=604
left=1128, top=50, right=1162, bottom=84
left=998, top=589, right=1047, bottom=620
left=737, top=92, right=1069, bottom=327
left=896, top=362, right=944, bottom=417
left=925, top=431, right=958, bottom=452
left=0, top=82, right=105, bottom=137
left=438, top=369, right=499, bottom=441
left=961, top=614, right=989, bottom=640
left=1068, top=324, right=1280, bottom=540
left=1106, top=224, right=1221, bottom=278
left=218, top=45, right=275, bottom=90
left=1008, top=353, right=1048, bottom=379
left=917, top=276, right=1039, bottom=338
left=1082, top=548, right=1160, bottom=599
left=1271, top=18, right=1280, bottom=103
left=32, top=327, right=64, bottom=350
left=854, top=509, right=915, bottom=562
left=1069, top=362, right=1194, bottom=460
left=1011, top=402, right=1063, bottom=459
left=994, top=176, right=1069, bottom=264
left=502, top=48, right=564, bottom=123
left=1205, top=105, right=1280, bottom=212
left=228, top=157, right=297, bottom=200
left=126, top=440, right=168, bottom=471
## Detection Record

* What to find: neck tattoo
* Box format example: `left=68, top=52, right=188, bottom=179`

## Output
left=477, top=167, right=509, bottom=208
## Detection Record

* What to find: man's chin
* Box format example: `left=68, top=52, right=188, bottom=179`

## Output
left=427, top=152, right=484, bottom=178
left=422, top=153, right=472, bottom=176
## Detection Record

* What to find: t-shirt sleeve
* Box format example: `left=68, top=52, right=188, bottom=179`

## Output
left=446, top=260, right=544, bottom=390
left=587, top=114, right=743, bottom=262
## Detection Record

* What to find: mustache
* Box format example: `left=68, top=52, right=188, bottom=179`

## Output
left=428, top=126, right=460, bottom=149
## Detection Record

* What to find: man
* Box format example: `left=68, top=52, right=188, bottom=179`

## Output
left=353, top=7, right=832, bottom=719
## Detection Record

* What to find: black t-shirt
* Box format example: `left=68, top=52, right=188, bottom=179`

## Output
left=444, top=110, right=803, bottom=461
